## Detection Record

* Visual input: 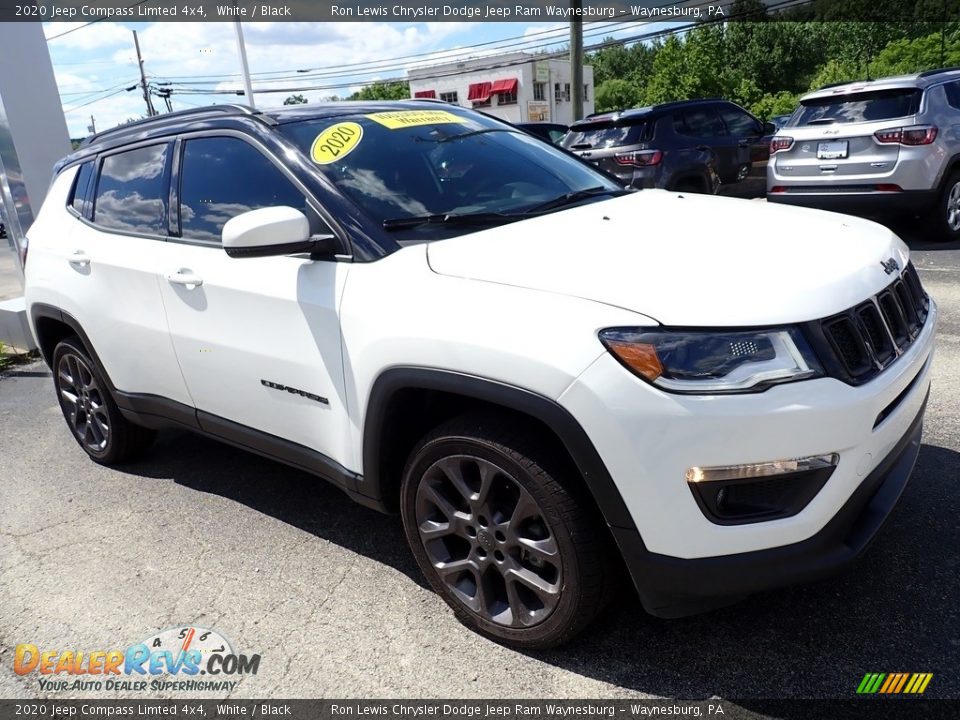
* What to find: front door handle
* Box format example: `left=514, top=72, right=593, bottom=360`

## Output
left=68, top=250, right=90, bottom=267
left=166, top=269, right=204, bottom=288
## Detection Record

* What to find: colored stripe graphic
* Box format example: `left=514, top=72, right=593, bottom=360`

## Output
left=857, top=673, right=933, bottom=694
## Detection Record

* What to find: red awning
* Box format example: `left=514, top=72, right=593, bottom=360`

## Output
left=490, top=78, right=518, bottom=94
left=414, top=90, right=436, bottom=98
left=467, top=82, right=492, bottom=102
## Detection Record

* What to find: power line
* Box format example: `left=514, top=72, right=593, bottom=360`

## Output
left=45, top=1, right=155, bottom=41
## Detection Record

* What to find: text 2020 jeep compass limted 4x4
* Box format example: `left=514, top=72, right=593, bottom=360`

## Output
left=25, top=102, right=937, bottom=648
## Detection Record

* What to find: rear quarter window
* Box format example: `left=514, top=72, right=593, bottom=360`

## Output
left=93, top=144, right=171, bottom=235
left=795, top=88, right=922, bottom=125
left=68, top=161, right=95, bottom=220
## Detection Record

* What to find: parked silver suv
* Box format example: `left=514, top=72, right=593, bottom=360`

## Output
left=768, top=67, right=960, bottom=241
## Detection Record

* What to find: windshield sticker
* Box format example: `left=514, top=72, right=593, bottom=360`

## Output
left=365, top=110, right=467, bottom=130
left=310, top=122, right=364, bottom=165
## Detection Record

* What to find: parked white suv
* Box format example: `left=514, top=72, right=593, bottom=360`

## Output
left=25, top=102, right=937, bottom=648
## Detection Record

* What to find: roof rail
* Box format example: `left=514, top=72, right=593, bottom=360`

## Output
left=917, top=66, right=960, bottom=79
left=80, top=104, right=270, bottom=147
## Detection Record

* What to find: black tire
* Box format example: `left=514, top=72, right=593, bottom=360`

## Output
left=400, top=413, right=614, bottom=649
left=933, top=171, right=960, bottom=243
left=52, top=336, right=155, bottom=465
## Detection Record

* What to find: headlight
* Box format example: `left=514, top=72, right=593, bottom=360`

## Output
left=599, top=327, right=823, bottom=394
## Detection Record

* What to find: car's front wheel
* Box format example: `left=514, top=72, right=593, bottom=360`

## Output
left=400, top=414, right=613, bottom=649
left=52, top=336, right=155, bottom=465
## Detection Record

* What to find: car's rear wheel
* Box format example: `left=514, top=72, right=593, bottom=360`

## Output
left=400, top=414, right=613, bottom=649
left=52, top=336, right=155, bottom=464
left=934, top=171, right=960, bottom=242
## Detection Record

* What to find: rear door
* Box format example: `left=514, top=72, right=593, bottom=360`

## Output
left=157, top=132, right=353, bottom=467
left=717, top=103, right=769, bottom=197
left=772, top=88, right=921, bottom=180
left=53, top=145, right=192, bottom=406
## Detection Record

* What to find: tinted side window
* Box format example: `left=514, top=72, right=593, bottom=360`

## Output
left=94, top=144, right=170, bottom=235
left=70, top=161, right=95, bottom=219
left=944, top=81, right=960, bottom=111
left=719, top=106, right=760, bottom=136
left=674, top=108, right=727, bottom=138
left=179, top=137, right=309, bottom=243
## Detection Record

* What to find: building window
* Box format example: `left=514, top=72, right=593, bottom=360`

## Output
left=496, top=90, right=518, bottom=106
left=533, top=82, right=546, bottom=102
left=583, top=84, right=590, bottom=102
left=555, top=83, right=571, bottom=102
left=439, top=91, right=459, bottom=104
left=565, top=83, right=571, bottom=101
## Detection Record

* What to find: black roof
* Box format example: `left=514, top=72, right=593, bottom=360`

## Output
left=57, top=99, right=460, bottom=171
left=573, top=98, right=732, bottom=127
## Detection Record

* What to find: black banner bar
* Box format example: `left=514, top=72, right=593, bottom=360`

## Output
left=2, top=0, right=959, bottom=23
left=0, top=700, right=959, bottom=720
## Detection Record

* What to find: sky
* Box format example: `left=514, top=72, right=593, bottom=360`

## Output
left=42, top=20, right=656, bottom=137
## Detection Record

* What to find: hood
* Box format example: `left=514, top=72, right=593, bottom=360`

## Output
left=426, top=191, right=909, bottom=327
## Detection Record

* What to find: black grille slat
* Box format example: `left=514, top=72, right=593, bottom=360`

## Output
left=857, top=303, right=895, bottom=364
left=878, top=291, right=909, bottom=347
left=813, top=262, right=928, bottom=385
left=824, top=317, right=872, bottom=376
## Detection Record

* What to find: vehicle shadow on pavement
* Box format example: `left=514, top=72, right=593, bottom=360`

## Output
left=124, top=432, right=958, bottom=699
left=130, top=428, right=429, bottom=589
left=534, top=442, right=959, bottom=699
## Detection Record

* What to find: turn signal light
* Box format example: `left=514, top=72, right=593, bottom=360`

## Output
left=770, top=136, right=794, bottom=153
left=614, top=150, right=663, bottom=167
left=603, top=340, right=663, bottom=381
left=874, top=125, right=938, bottom=146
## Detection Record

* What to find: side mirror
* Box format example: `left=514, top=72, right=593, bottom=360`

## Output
left=762, top=122, right=777, bottom=135
left=222, top=206, right=338, bottom=259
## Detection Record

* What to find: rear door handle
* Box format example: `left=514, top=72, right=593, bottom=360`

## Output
left=68, top=250, right=90, bottom=267
left=166, top=269, right=204, bottom=288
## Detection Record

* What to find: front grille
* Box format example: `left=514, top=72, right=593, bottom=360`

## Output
left=810, top=263, right=929, bottom=385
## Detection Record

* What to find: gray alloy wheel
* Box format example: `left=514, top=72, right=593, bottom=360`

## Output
left=946, top=179, right=960, bottom=233
left=414, top=454, right=561, bottom=628
left=56, top=350, right=111, bottom=454
left=401, top=414, right=614, bottom=648
left=52, top=336, right=156, bottom=464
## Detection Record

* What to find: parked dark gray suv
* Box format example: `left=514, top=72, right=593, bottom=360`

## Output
left=563, top=99, right=774, bottom=197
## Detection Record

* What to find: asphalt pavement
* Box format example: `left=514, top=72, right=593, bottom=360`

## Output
left=1, top=225, right=958, bottom=702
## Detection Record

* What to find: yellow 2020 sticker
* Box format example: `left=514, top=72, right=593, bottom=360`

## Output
left=310, top=122, right=364, bottom=165
left=365, top=110, right=467, bottom=130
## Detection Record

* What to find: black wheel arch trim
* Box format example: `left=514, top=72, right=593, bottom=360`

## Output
left=362, top=367, right=638, bottom=531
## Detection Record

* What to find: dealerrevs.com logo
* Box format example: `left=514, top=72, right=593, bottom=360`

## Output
left=14, top=626, right=261, bottom=693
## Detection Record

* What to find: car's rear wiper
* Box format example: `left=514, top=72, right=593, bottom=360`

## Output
left=524, top=186, right=630, bottom=213
left=382, top=211, right=525, bottom=231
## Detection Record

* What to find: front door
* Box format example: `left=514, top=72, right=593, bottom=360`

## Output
left=158, top=134, right=352, bottom=469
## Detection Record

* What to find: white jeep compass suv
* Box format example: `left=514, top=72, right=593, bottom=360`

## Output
left=24, top=102, right=937, bottom=648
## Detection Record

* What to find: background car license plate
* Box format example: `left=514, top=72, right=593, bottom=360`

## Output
left=818, top=140, right=848, bottom=159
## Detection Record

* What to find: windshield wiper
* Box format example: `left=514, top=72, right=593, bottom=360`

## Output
left=524, top=186, right=630, bottom=213
left=382, top=211, right=525, bottom=231
left=437, top=128, right=516, bottom=143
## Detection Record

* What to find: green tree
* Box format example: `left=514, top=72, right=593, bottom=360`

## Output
left=349, top=81, right=410, bottom=101
left=283, top=94, right=308, bottom=105
left=595, top=79, right=641, bottom=112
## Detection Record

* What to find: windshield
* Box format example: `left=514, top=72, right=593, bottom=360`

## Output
left=794, top=89, right=921, bottom=125
left=279, top=108, right=621, bottom=240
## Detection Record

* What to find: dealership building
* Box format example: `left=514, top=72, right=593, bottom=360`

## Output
left=407, top=52, right=595, bottom=125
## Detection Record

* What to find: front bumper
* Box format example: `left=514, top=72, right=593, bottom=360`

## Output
left=612, top=393, right=925, bottom=617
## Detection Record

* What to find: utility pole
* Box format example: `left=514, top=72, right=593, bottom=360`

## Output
left=570, top=0, right=584, bottom=122
left=88, top=115, right=96, bottom=134
left=132, top=31, right=156, bottom=117
left=234, top=21, right=256, bottom=109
